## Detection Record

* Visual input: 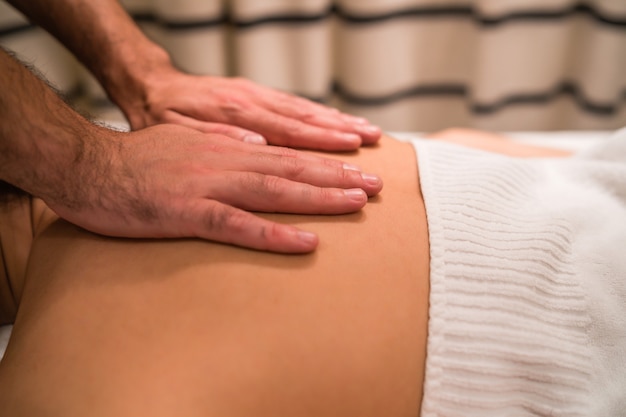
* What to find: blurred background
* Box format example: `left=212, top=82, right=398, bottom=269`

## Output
left=1, top=0, right=625, bottom=132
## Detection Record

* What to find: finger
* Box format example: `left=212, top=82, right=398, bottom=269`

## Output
left=256, top=91, right=382, bottom=144
left=202, top=171, right=369, bottom=214
left=163, top=110, right=268, bottom=145
left=183, top=199, right=319, bottom=253
left=174, top=133, right=382, bottom=196
left=307, top=112, right=382, bottom=145
left=208, top=137, right=356, bottom=168
left=182, top=132, right=371, bottom=178
left=205, top=150, right=383, bottom=197
left=320, top=110, right=382, bottom=145
left=228, top=107, right=364, bottom=151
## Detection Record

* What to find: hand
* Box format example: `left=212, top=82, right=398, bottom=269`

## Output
left=46, top=124, right=383, bottom=253
left=124, top=70, right=382, bottom=151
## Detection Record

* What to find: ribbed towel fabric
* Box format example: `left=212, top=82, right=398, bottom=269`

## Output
left=414, top=130, right=626, bottom=416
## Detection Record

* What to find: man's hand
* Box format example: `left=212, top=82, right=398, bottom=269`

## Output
left=123, top=71, right=382, bottom=151
left=45, top=124, right=383, bottom=253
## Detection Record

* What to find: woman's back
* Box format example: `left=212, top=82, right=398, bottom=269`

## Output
left=0, top=136, right=430, bottom=417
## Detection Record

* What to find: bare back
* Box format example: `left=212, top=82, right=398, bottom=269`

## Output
left=0, top=136, right=430, bottom=417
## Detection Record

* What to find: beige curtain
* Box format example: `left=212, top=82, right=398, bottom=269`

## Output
left=1, top=0, right=625, bottom=131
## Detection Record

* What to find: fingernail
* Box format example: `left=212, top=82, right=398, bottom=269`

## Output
left=343, top=163, right=361, bottom=171
left=297, top=230, right=318, bottom=246
left=243, top=134, right=267, bottom=145
left=361, top=173, right=382, bottom=187
left=344, top=188, right=366, bottom=202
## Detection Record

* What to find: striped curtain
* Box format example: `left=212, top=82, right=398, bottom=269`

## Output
left=1, top=0, right=625, bottom=132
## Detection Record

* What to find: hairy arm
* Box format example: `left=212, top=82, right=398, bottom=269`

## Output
left=0, top=48, right=101, bottom=206
left=6, top=0, right=381, bottom=150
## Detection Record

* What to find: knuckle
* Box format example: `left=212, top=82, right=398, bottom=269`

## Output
left=341, top=166, right=361, bottom=184
left=239, top=172, right=285, bottom=200
left=319, top=187, right=335, bottom=202
left=289, top=104, right=316, bottom=122
left=306, top=187, right=333, bottom=209
left=200, top=202, right=233, bottom=233
left=219, top=96, right=250, bottom=118
left=259, top=174, right=285, bottom=198
left=272, top=146, right=299, bottom=158
left=283, top=122, right=307, bottom=140
left=223, top=209, right=253, bottom=234
left=301, top=112, right=317, bottom=123
left=279, top=156, right=307, bottom=179
left=221, top=99, right=244, bottom=114
left=260, top=222, right=283, bottom=243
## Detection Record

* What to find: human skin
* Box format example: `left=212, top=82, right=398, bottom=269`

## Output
left=6, top=0, right=381, bottom=150
left=0, top=49, right=382, bottom=253
left=0, top=135, right=428, bottom=417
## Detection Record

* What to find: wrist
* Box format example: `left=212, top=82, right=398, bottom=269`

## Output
left=100, top=43, right=177, bottom=129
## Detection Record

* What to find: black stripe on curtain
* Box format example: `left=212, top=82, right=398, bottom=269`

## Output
left=232, top=3, right=626, bottom=29
left=331, top=3, right=626, bottom=28
left=131, top=12, right=226, bottom=29
left=2, top=3, right=624, bottom=37
left=129, top=3, right=626, bottom=30
left=329, top=81, right=626, bottom=116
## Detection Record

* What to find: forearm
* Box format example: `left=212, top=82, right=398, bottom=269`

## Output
left=6, top=0, right=174, bottom=120
left=0, top=48, right=105, bottom=206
